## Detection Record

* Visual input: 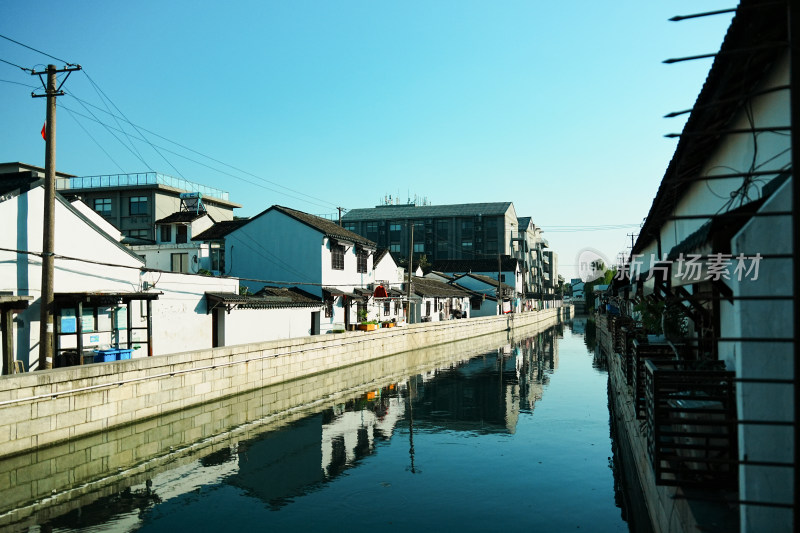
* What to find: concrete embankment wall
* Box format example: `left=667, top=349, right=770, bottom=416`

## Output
left=1, top=320, right=561, bottom=530
left=0, top=306, right=570, bottom=459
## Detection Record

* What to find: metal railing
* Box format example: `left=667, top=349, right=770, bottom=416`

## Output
left=55, top=172, right=230, bottom=201
left=645, top=359, right=737, bottom=489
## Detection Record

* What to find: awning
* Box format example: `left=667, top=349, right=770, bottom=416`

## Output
left=0, top=295, right=33, bottom=312
left=54, top=291, right=161, bottom=306
left=206, top=292, right=322, bottom=314
left=322, top=287, right=358, bottom=298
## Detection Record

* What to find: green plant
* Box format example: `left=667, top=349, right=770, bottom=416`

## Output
left=358, top=307, right=368, bottom=323
left=634, top=298, right=687, bottom=338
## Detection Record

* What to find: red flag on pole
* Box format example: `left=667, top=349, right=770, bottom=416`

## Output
left=41, top=123, right=46, bottom=140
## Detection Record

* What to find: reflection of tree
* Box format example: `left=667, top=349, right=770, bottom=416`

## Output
left=584, top=318, right=597, bottom=352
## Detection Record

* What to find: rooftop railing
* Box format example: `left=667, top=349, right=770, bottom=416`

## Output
left=55, top=172, right=229, bottom=201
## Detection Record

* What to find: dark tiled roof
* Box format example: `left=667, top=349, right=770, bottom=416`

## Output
left=373, top=249, right=390, bottom=265
left=453, top=272, right=514, bottom=292
left=517, top=217, right=532, bottom=230
left=429, top=257, right=520, bottom=274
left=0, top=172, right=42, bottom=202
left=269, top=205, right=376, bottom=247
left=342, top=202, right=514, bottom=222
left=155, top=211, right=209, bottom=224
left=192, top=219, right=250, bottom=241
left=255, top=286, right=321, bottom=304
left=207, top=289, right=321, bottom=309
left=410, top=276, right=470, bottom=298
left=635, top=0, right=786, bottom=254
left=426, top=271, right=455, bottom=281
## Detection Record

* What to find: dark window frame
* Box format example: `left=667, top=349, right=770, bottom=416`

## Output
left=94, top=198, right=111, bottom=214
left=171, top=252, right=188, bottom=273
left=331, top=243, right=345, bottom=270
left=356, top=248, right=368, bottom=273
left=176, top=224, right=188, bottom=244
left=129, top=196, right=148, bottom=215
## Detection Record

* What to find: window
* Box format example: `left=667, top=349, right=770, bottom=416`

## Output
left=129, top=196, right=148, bottom=215
left=414, top=242, right=425, bottom=253
left=331, top=243, right=345, bottom=270
left=425, top=301, right=431, bottom=316
left=389, top=222, right=402, bottom=244
left=171, top=253, right=188, bottom=273
left=366, top=222, right=379, bottom=241
left=210, top=246, right=225, bottom=272
left=94, top=198, right=111, bottom=214
left=160, top=225, right=171, bottom=243
left=343, top=222, right=357, bottom=232
left=176, top=225, right=188, bottom=244
left=356, top=248, right=368, bottom=273
left=383, top=301, right=391, bottom=316
left=390, top=243, right=401, bottom=253
left=325, top=299, right=333, bottom=318
left=461, top=219, right=474, bottom=238
left=126, top=229, right=151, bottom=240
left=462, top=240, right=473, bottom=252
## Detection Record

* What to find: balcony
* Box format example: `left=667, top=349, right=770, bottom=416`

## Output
left=56, top=172, right=230, bottom=201
left=644, top=359, right=737, bottom=489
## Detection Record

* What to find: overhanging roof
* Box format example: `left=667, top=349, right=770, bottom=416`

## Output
left=53, top=292, right=161, bottom=306
left=634, top=0, right=787, bottom=255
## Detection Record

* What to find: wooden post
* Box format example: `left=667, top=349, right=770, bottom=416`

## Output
left=1, top=308, right=13, bottom=375
left=146, top=299, right=153, bottom=356
left=76, top=301, right=83, bottom=365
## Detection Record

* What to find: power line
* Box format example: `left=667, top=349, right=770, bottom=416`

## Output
left=62, top=90, right=338, bottom=210
left=0, top=57, right=32, bottom=73
left=0, top=246, right=393, bottom=290
left=59, top=102, right=338, bottom=210
left=63, top=106, right=126, bottom=173
left=66, top=88, right=153, bottom=170
left=84, top=69, right=186, bottom=180
left=0, top=77, right=37, bottom=88
left=0, top=33, right=76, bottom=66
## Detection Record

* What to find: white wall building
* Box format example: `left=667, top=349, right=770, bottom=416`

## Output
left=625, top=4, right=793, bottom=530
left=198, top=205, right=377, bottom=333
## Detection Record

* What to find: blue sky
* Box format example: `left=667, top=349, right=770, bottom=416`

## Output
left=0, top=1, right=735, bottom=278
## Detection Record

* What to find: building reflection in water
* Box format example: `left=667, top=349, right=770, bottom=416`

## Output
left=213, top=328, right=560, bottom=509
left=24, top=329, right=562, bottom=530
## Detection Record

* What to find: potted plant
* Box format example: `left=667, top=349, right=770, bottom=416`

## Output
left=357, top=308, right=378, bottom=330
left=358, top=320, right=379, bottom=331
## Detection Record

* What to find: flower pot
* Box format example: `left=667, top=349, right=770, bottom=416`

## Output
left=357, top=323, right=377, bottom=331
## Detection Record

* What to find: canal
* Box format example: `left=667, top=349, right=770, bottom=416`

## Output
left=1, top=320, right=634, bottom=532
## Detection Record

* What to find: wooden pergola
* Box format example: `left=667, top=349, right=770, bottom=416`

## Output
left=53, top=292, right=161, bottom=365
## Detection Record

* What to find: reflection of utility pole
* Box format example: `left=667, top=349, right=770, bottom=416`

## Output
left=407, top=377, right=418, bottom=474
left=32, top=63, right=81, bottom=370
left=405, top=221, right=414, bottom=324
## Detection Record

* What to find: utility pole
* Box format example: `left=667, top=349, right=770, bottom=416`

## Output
left=497, top=252, right=502, bottom=315
left=337, top=206, right=345, bottom=226
left=31, top=63, right=81, bottom=370
left=627, top=232, right=636, bottom=251
left=405, top=221, right=414, bottom=324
